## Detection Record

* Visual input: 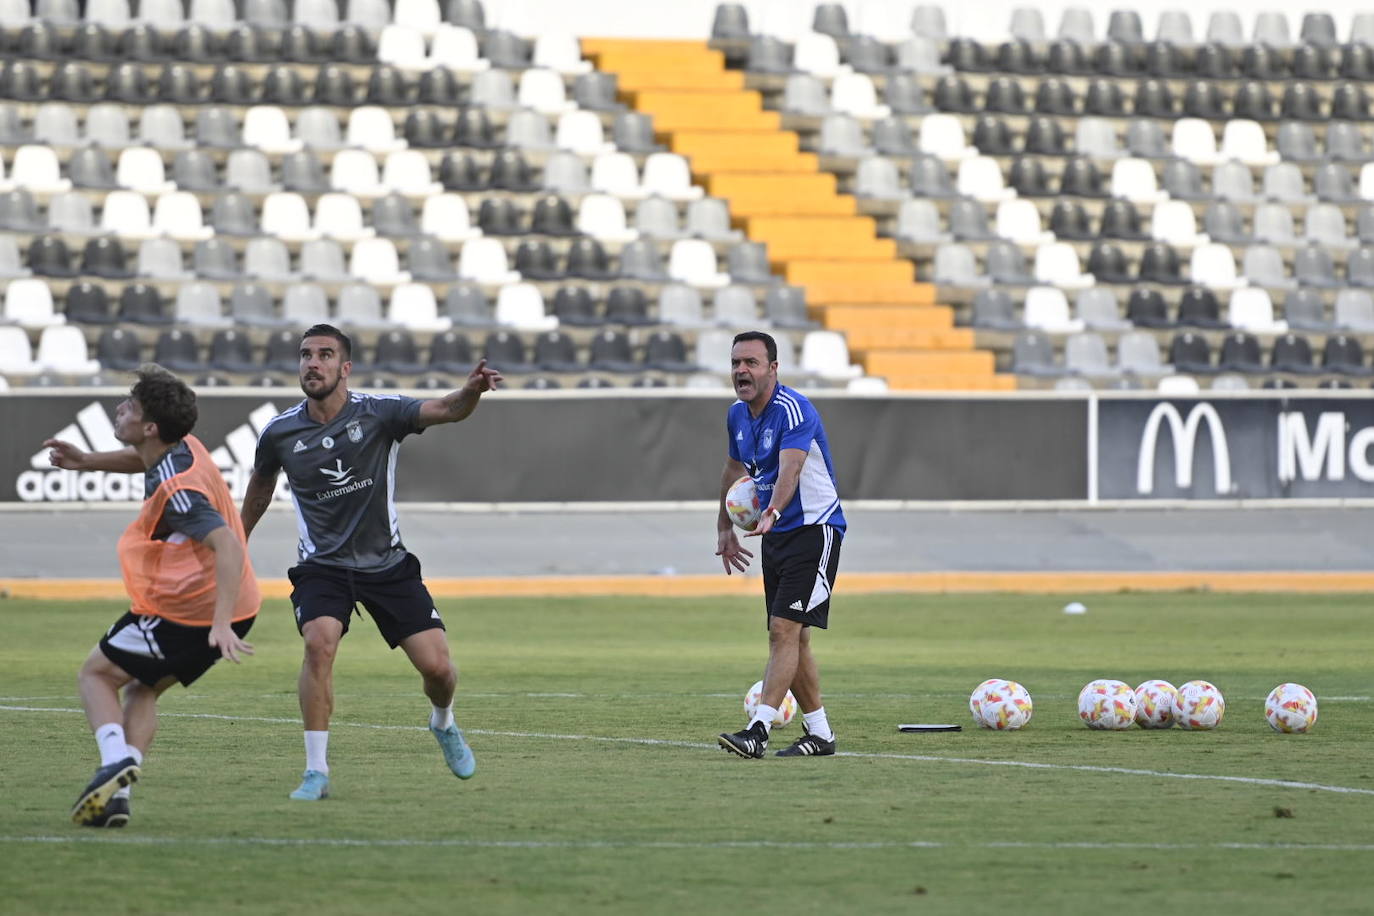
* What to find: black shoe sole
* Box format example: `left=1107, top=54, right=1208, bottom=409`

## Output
left=83, top=810, right=129, bottom=828
left=717, top=734, right=765, bottom=759
left=71, top=764, right=139, bottom=825
left=775, top=745, right=836, bottom=757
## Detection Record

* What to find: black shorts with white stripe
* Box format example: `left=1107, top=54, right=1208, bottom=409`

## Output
left=99, top=611, right=255, bottom=688
left=761, top=524, right=842, bottom=629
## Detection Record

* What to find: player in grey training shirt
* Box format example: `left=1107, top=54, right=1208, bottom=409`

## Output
left=241, top=323, right=501, bottom=801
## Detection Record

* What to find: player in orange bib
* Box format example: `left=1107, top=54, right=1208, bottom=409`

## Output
left=45, top=365, right=258, bottom=827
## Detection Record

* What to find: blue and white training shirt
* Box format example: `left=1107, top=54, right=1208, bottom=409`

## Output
left=727, top=384, right=846, bottom=535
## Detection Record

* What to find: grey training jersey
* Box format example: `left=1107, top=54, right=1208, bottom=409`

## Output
left=146, top=440, right=226, bottom=543
left=254, top=392, right=424, bottom=572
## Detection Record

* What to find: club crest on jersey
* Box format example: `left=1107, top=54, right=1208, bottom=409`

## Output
left=346, top=420, right=363, bottom=443
left=759, top=428, right=775, bottom=452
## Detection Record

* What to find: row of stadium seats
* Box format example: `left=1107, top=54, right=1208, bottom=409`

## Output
left=0, top=59, right=611, bottom=110
left=1011, top=328, right=1374, bottom=381
left=0, top=322, right=864, bottom=385
left=898, top=199, right=1374, bottom=250
left=1, top=0, right=489, bottom=34
left=971, top=286, right=1374, bottom=335
left=0, top=191, right=742, bottom=248
left=715, top=3, right=1374, bottom=51
left=839, top=156, right=1374, bottom=209
left=0, top=148, right=701, bottom=202
left=859, top=116, right=1368, bottom=166
left=0, top=150, right=678, bottom=202
left=1, top=276, right=812, bottom=331
left=2, top=231, right=765, bottom=289
left=2, top=104, right=650, bottom=153
left=931, top=239, right=1374, bottom=295
left=736, top=31, right=1374, bottom=86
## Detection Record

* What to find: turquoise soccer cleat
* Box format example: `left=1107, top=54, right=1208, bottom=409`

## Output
left=430, top=723, right=476, bottom=780
left=289, top=769, right=330, bottom=801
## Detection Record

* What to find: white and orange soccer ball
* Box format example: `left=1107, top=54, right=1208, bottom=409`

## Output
left=744, top=680, right=796, bottom=728
left=1173, top=680, right=1226, bottom=730
left=969, top=678, right=1033, bottom=730
left=1133, top=679, right=1179, bottom=729
left=1265, top=683, right=1318, bottom=734
left=725, top=475, right=761, bottom=531
left=1078, top=679, right=1137, bottom=730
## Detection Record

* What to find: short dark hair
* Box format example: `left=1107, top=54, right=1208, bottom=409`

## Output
left=732, top=330, right=777, bottom=364
left=301, top=323, right=352, bottom=360
left=130, top=363, right=197, bottom=443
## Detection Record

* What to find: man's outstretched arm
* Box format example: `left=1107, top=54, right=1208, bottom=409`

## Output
left=417, top=359, right=504, bottom=428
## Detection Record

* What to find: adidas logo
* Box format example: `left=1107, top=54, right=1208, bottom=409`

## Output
left=293, top=439, right=307, bottom=453
left=430, top=609, right=441, bottom=620
left=20, top=400, right=289, bottom=503
left=789, top=600, right=804, bottom=611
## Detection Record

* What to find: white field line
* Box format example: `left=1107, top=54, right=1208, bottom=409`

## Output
left=5, top=704, right=1374, bottom=798
left=4, top=835, right=1374, bottom=852
left=7, top=693, right=1371, bottom=703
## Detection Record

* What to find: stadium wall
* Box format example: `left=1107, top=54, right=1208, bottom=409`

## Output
left=4, top=390, right=1374, bottom=505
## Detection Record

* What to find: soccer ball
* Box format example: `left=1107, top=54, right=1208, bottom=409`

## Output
left=1133, top=680, right=1179, bottom=729
left=969, top=678, right=1033, bottom=730
left=1077, top=679, right=1137, bottom=730
left=1265, top=683, right=1318, bottom=734
left=744, top=680, right=797, bottom=728
left=1173, top=680, right=1226, bottom=730
left=725, top=475, right=761, bottom=531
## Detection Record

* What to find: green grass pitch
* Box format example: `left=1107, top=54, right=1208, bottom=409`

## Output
left=3, top=592, right=1374, bottom=915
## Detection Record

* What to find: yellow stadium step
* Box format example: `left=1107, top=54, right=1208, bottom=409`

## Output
left=744, top=216, right=895, bottom=260
left=845, top=328, right=976, bottom=350
left=785, top=260, right=914, bottom=287
left=744, top=215, right=880, bottom=245
left=632, top=90, right=771, bottom=120
left=763, top=237, right=897, bottom=260
left=672, top=133, right=816, bottom=173
left=725, top=195, right=857, bottom=217
left=615, top=69, right=746, bottom=91
left=649, top=109, right=782, bottom=131
left=864, top=350, right=997, bottom=376
left=672, top=131, right=802, bottom=159
left=684, top=150, right=820, bottom=173
left=817, top=304, right=954, bottom=331
left=582, top=37, right=721, bottom=61
left=707, top=172, right=838, bottom=198
left=805, top=284, right=936, bottom=306
left=581, top=37, right=1002, bottom=390
left=881, top=374, right=1020, bottom=392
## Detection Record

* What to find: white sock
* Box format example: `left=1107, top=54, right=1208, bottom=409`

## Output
left=95, top=722, right=131, bottom=766
left=430, top=703, right=454, bottom=731
left=304, top=730, right=329, bottom=774
left=802, top=707, right=834, bottom=741
left=749, top=705, right=777, bottom=734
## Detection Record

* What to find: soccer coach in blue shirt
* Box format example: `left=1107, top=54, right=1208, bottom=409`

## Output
left=716, top=331, right=846, bottom=759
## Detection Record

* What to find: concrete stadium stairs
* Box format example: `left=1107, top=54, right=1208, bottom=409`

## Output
left=582, top=38, right=1014, bottom=391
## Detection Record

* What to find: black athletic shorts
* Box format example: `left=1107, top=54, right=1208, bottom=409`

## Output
left=762, top=524, right=842, bottom=630
left=288, top=552, right=444, bottom=649
left=99, top=611, right=255, bottom=688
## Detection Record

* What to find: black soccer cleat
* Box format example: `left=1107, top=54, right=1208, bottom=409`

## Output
left=82, top=795, right=130, bottom=828
left=775, top=728, right=836, bottom=757
left=70, top=757, right=139, bottom=826
left=717, top=722, right=768, bottom=759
